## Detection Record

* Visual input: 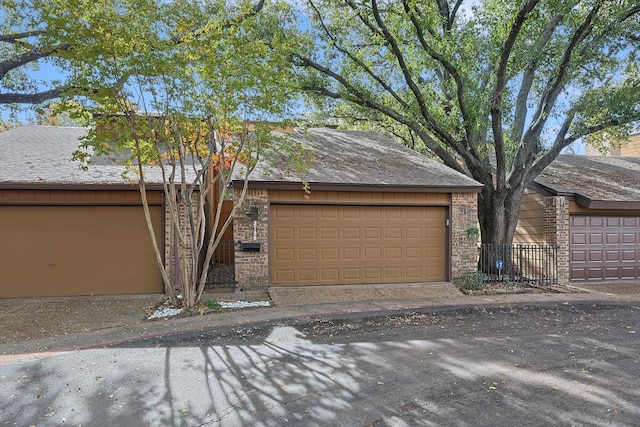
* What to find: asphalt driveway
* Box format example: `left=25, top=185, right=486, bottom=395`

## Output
left=1, top=301, right=639, bottom=426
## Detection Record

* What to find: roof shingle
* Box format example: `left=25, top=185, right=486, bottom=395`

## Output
left=534, top=155, right=640, bottom=203
left=241, top=128, right=482, bottom=190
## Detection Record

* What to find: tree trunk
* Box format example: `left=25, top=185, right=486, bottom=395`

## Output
left=477, top=184, right=526, bottom=275
left=477, top=185, right=525, bottom=245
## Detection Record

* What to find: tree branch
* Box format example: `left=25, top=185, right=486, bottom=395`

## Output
left=368, top=0, right=462, bottom=154
left=403, top=0, right=475, bottom=153
left=0, top=30, right=45, bottom=43
left=173, top=0, right=265, bottom=43
left=490, top=0, right=540, bottom=191
left=524, top=2, right=601, bottom=145
left=0, top=44, right=69, bottom=79
left=307, top=0, right=411, bottom=111
left=300, top=76, right=463, bottom=173
left=0, top=88, right=63, bottom=104
left=511, top=13, right=563, bottom=144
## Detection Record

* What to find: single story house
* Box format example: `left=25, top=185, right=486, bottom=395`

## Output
left=1, top=125, right=482, bottom=298
left=231, top=128, right=483, bottom=290
left=515, top=155, right=640, bottom=283
left=0, top=125, right=167, bottom=298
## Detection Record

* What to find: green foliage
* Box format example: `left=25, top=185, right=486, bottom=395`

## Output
left=454, top=271, right=487, bottom=291
left=297, top=0, right=640, bottom=244
left=465, top=225, right=480, bottom=243
left=9, top=0, right=311, bottom=309
left=201, top=299, right=222, bottom=310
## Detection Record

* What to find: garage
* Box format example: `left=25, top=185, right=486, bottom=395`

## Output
left=270, top=204, right=447, bottom=286
left=0, top=205, right=163, bottom=298
left=570, top=215, right=640, bottom=281
left=231, top=128, right=482, bottom=289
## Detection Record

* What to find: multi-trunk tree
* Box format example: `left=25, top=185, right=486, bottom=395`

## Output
left=3, top=0, right=307, bottom=308
left=296, top=0, right=640, bottom=245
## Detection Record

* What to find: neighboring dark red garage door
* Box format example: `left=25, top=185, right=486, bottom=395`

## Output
left=570, top=216, right=640, bottom=281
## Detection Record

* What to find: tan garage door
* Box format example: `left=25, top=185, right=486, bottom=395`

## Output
left=570, top=215, right=640, bottom=281
left=0, top=205, right=163, bottom=298
left=271, top=204, right=447, bottom=286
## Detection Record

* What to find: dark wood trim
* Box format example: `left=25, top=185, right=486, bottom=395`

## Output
left=0, top=201, right=164, bottom=206
left=0, top=182, right=166, bottom=191
left=575, top=197, right=640, bottom=210
left=530, top=182, right=640, bottom=210
left=269, top=201, right=450, bottom=207
left=234, top=180, right=482, bottom=193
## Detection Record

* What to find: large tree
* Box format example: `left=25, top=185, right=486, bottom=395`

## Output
left=296, top=0, right=640, bottom=244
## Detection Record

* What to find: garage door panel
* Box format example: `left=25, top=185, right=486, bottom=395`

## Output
left=321, top=227, right=339, bottom=239
left=604, top=250, right=619, bottom=262
left=572, top=233, right=586, bottom=245
left=589, top=234, right=603, bottom=244
left=271, top=204, right=446, bottom=286
left=343, top=228, right=360, bottom=239
left=590, top=217, right=603, bottom=227
left=570, top=215, right=640, bottom=282
left=0, top=205, right=163, bottom=297
left=606, top=234, right=620, bottom=244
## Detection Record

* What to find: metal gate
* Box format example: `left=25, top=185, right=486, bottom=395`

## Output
left=479, top=244, right=559, bottom=285
left=205, top=240, right=236, bottom=291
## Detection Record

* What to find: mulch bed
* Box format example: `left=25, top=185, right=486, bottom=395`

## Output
left=459, top=282, right=585, bottom=296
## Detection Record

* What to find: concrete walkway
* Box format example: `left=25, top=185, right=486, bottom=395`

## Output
left=1, top=281, right=639, bottom=365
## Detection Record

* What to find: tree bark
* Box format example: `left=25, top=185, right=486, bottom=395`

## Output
left=477, top=184, right=525, bottom=245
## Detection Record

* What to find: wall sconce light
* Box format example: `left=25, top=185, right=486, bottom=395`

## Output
left=245, top=206, right=259, bottom=221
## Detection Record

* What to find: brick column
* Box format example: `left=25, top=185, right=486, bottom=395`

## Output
left=451, top=192, right=479, bottom=279
left=543, top=196, right=569, bottom=283
left=233, top=188, right=270, bottom=290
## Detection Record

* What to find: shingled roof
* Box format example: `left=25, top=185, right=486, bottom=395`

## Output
left=2, top=125, right=482, bottom=192
left=533, top=155, right=640, bottom=208
left=237, top=128, right=482, bottom=192
left=0, top=125, right=164, bottom=187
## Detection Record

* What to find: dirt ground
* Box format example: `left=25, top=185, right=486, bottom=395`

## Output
left=0, top=294, right=165, bottom=345
left=0, top=281, right=637, bottom=346
left=0, top=290, right=270, bottom=346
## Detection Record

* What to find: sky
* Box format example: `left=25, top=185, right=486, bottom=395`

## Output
left=0, top=0, right=594, bottom=155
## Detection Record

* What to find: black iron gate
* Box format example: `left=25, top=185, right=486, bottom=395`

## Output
left=205, top=240, right=236, bottom=291
left=478, top=244, right=559, bottom=285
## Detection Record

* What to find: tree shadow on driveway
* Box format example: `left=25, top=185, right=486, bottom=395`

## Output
left=1, top=303, right=639, bottom=426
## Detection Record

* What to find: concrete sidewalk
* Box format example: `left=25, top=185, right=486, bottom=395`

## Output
left=2, top=281, right=640, bottom=365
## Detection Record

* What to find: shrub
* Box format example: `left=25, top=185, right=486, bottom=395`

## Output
left=201, top=299, right=222, bottom=310
left=454, top=271, right=486, bottom=291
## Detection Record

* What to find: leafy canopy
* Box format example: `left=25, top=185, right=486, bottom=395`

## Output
left=296, top=0, right=640, bottom=243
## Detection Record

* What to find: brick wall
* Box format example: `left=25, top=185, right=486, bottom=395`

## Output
left=543, top=196, right=569, bottom=283
left=233, top=188, right=270, bottom=290
left=451, top=192, right=479, bottom=278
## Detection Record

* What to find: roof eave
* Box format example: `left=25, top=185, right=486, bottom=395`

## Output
left=232, top=180, right=483, bottom=193
left=575, top=196, right=640, bottom=210
left=0, top=182, right=166, bottom=191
